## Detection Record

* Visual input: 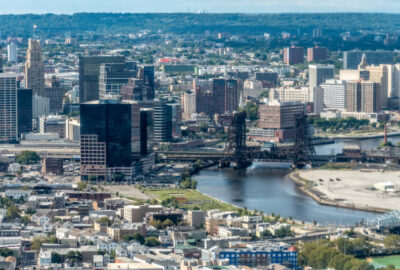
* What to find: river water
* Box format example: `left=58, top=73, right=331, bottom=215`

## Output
left=194, top=136, right=400, bottom=226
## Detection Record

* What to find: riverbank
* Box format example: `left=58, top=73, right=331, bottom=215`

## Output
left=289, top=170, right=393, bottom=213
left=318, top=131, right=400, bottom=140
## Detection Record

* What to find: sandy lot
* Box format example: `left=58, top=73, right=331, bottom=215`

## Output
left=298, top=170, right=400, bottom=211
left=103, top=185, right=151, bottom=201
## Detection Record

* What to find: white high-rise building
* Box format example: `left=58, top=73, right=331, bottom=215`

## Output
left=181, top=91, right=196, bottom=120
left=0, top=73, right=18, bottom=142
left=386, top=64, right=400, bottom=99
left=7, top=42, right=17, bottom=63
left=309, top=64, right=334, bottom=89
left=320, top=80, right=347, bottom=110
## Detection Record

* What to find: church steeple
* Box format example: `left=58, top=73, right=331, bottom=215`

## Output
left=358, top=53, right=368, bottom=69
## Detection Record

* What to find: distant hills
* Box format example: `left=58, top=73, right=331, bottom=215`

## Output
left=1, top=13, right=400, bottom=37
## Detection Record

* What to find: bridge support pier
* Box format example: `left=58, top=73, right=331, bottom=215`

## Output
left=232, top=161, right=252, bottom=169
left=218, top=161, right=231, bottom=168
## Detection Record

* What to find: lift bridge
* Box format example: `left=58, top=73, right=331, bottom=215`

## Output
left=367, top=211, right=400, bottom=231
left=158, top=111, right=318, bottom=168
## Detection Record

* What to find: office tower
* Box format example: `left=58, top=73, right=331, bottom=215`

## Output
left=366, top=65, right=388, bottom=108
left=313, top=27, right=323, bottom=39
left=345, top=81, right=381, bottom=113
left=17, top=88, right=33, bottom=136
left=361, top=82, right=381, bottom=113
left=154, top=99, right=172, bottom=142
left=43, top=76, right=67, bottom=114
left=80, top=99, right=133, bottom=181
left=65, top=118, right=80, bottom=142
left=7, top=42, right=17, bottom=63
left=121, top=78, right=145, bottom=101
left=255, top=72, right=278, bottom=87
left=181, top=91, right=196, bottom=120
left=25, top=39, right=45, bottom=96
left=139, top=110, right=148, bottom=156
left=343, top=50, right=393, bottom=70
left=212, top=79, right=226, bottom=115
left=99, top=62, right=136, bottom=98
left=169, top=103, right=182, bottom=139
left=387, top=64, right=400, bottom=103
left=0, top=73, right=18, bottom=143
left=33, top=94, right=50, bottom=118
left=311, top=87, right=324, bottom=114
left=257, top=100, right=305, bottom=142
left=307, top=46, right=328, bottom=62
left=283, top=46, right=305, bottom=65
left=137, top=66, right=155, bottom=101
left=194, top=79, right=213, bottom=117
left=320, top=80, right=346, bottom=110
left=309, top=64, right=335, bottom=89
left=225, top=79, right=238, bottom=113
left=79, top=56, right=125, bottom=103
left=0, top=46, right=3, bottom=73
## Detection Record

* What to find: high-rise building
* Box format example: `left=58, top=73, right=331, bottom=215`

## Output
left=255, top=72, right=279, bottom=87
left=309, top=64, right=335, bottom=89
left=169, top=103, right=182, bottom=139
left=80, top=99, right=134, bottom=181
left=194, top=79, right=213, bottom=116
left=283, top=46, right=305, bottom=65
left=79, top=56, right=125, bottom=103
left=366, top=65, right=388, bottom=108
left=43, top=76, right=67, bottom=114
left=7, top=42, right=17, bottom=63
left=0, top=46, right=3, bottom=73
left=153, top=99, right=172, bottom=143
left=320, top=80, right=347, bottom=110
left=212, top=79, right=226, bottom=115
left=17, top=88, right=33, bottom=136
left=99, top=62, right=136, bottom=98
left=212, top=79, right=239, bottom=115
left=345, top=81, right=381, bottom=113
left=0, top=73, right=18, bottom=143
left=138, top=66, right=155, bottom=101
left=225, top=79, right=238, bottom=113
left=181, top=91, right=196, bottom=120
left=307, top=46, right=328, bottom=62
left=313, top=27, right=323, bottom=39
left=343, top=50, right=393, bottom=70
left=25, top=39, right=45, bottom=96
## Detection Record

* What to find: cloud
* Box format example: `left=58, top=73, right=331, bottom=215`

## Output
left=0, top=0, right=399, bottom=14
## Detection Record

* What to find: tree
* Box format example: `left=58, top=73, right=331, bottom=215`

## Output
left=384, top=234, right=400, bottom=251
left=0, top=248, right=13, bottom=257
left=77, top=182, right=88, bottom=191
left=25, top=207, right=36, bottom=215
left=97, top=217, right=111, bottom=226
left=145, top=237, right=161, bottom=247
left=123, top=233, right=145, bottom=245
left=5, top=204, right=20, bottom=220
left=15, top=151, right=40, bottom=164
left=162, top=219, right=174, bottom=228
left=51, top=252, right=64, bottom=263
left=199, top=123, right=208, bottom=133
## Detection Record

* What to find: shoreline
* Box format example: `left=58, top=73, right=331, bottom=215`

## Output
left=321, top=131, right=400, bottom=140
left=288, top=171, right=388, bottom=214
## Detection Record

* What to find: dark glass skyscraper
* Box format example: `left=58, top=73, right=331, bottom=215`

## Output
left=80, top=100, right=133, bottom=181
left=79, top=56, right=125, bottom=103
left=154, top=99, right=172, bottom=143
left=17, top=88, right=33, bottom=136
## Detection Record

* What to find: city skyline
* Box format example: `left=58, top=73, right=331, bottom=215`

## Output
left=1, top=0, right=400, bottom=14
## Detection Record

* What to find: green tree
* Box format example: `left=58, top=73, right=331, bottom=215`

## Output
left=51, top=252, right=64, bottom=263
left=161, top=219, right=174, bottom=228
left=384, top=234, right=400, bottom=251
left=145, top=237, right=161, bottom=247
left=0, top=248, right=13, bottom=257
left=15, top=151, right=40, bottom=164
left=123, top=233, right=145, bottom=245
left=6, top=204, right=20, bottom=220
left=77, top=182, right=88, bottom=191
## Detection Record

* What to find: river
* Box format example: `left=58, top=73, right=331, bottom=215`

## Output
left=194, top=136, right=400, bottom=226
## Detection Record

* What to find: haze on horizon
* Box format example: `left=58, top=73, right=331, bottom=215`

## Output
left=1, top=0, right=400, bottom=14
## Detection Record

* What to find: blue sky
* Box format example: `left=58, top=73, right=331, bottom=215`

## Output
left=0, top=0, right=400, bottom=14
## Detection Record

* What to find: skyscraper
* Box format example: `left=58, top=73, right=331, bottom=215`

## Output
left=343, top=50, right=393, bottom=70
left=43, top=76, right=67, bottom=114
left=154, top=99, right=172, bottom=143
left=0, top=73, right=18, bottom=143
left=284, top=46, right=305, bottom=65
left=0, top=46, right=3, bottom=73
left=212, top=79, right=226, bottom=115
left=320, top=80, right=346, bottom=110
left=307, top=46, right=328, bottom=62
left=99, top=62, right=136, bottom=98
left=17, top=88, right=33, bottom=136
left=225, top=79, right=238, bottom=113
left=79, top=56, right=125, bottom=103
left=309, top=64, right=335, bottom=89
left=80, top=99, right=134, bottom=181
left=7, top=42, right=17, bottom=63
left=345, top=81, right=381, bottom=113
left=25, top=39, right=45, bottom=96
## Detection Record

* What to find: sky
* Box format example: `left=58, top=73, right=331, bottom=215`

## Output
left=0, top=0, right=400, bottom=14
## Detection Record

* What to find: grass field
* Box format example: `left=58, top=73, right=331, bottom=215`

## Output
left=368, top=256, right=400, bottom=268
left=143, top=188, right=239, bottom=212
